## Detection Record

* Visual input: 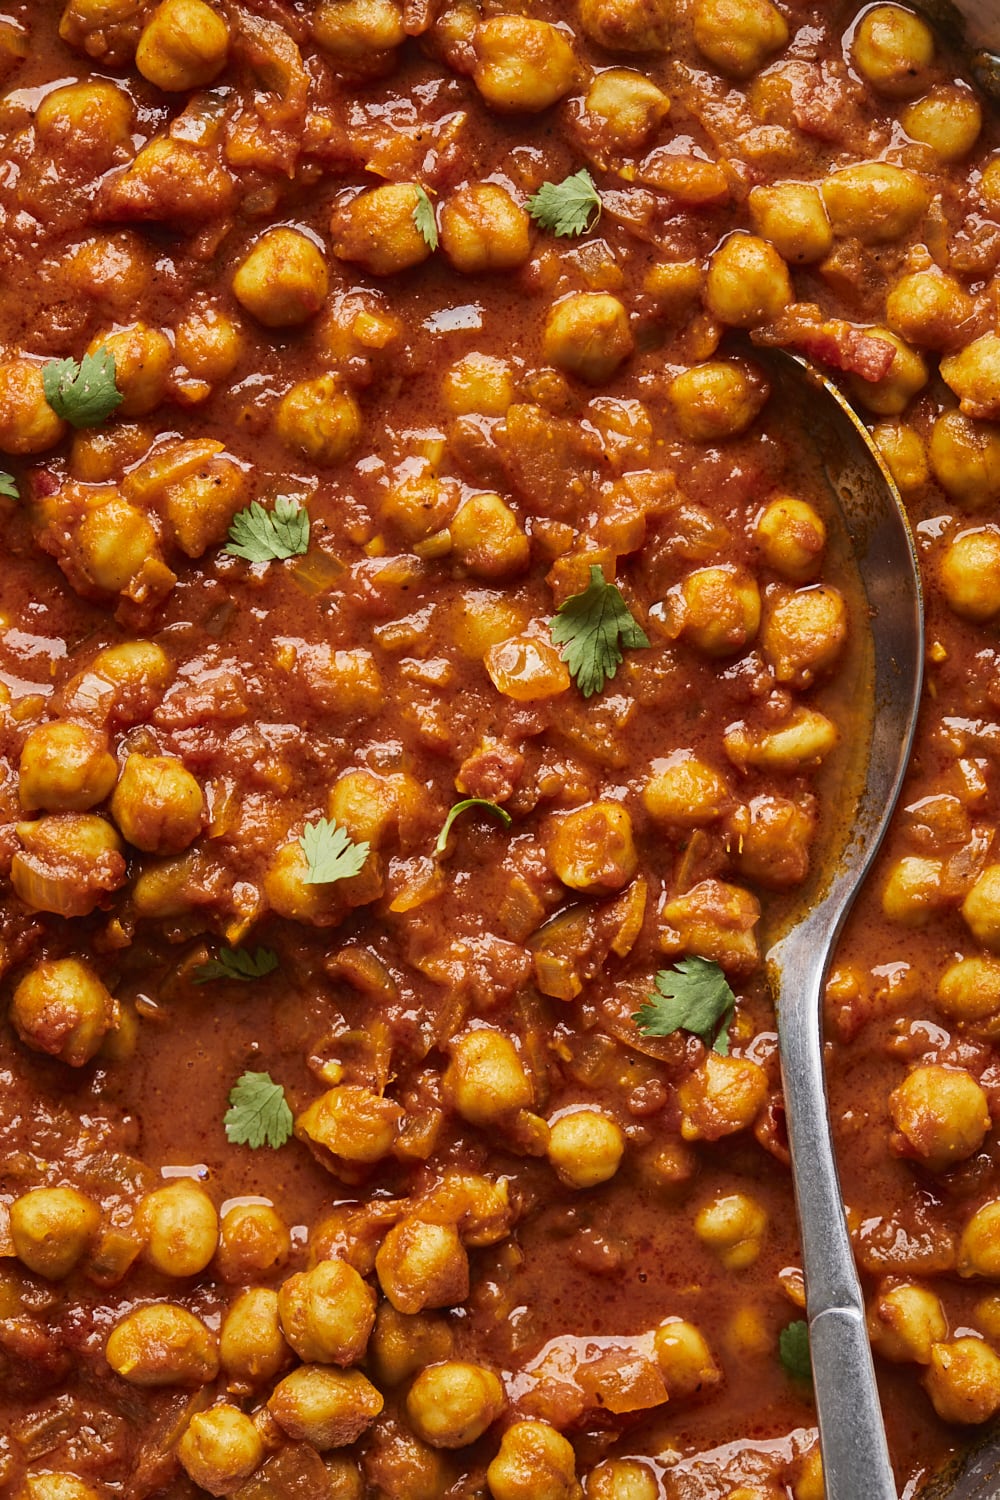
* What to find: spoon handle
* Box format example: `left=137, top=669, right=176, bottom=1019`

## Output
left=777, top=935, right=897, bottom=1500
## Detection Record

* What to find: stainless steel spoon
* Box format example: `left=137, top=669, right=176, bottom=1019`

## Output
left=759, top=351, right=924, bottom=1500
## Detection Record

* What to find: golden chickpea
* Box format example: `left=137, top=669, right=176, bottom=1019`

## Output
left=106, top=1303, right=219, bottom=1386
left=959, top=1200, right=1000, bottom=1278
left=548, top=800, right=638, bottom=894
left=727, top=794, right=815, bottom=889
left=88, top=324, right=171, bottom=418
left=268, top=1364, right=383, bottom=1449
left=11, top=957, right=118, bottom=1068
left=163, top=454, right=248, bottom=557
left=963, top=864, right=1000, bottom=948
left=889, top=1065, right=991, bottom=1173
left=881, top=855, right=944, bottom=926
left=111, top=753, right=203, bottom=855
left=485, top=634, right=571, bottom=700
left=583, top=70, right=670, bottom=151
left=12, top=813, right=126, bottom=918
left=216, top=1202, right=291, bottom=1283
left=406, top=1361, right=506, bottom=1448
left=174, top=303, right=241, bottom=387
left=136, top=0, right=229, bottom=89
left=760, top=585, right=846, bottom=686
left=937, top=956, right=1000, bottom=1033
left=0, top=359, right=66, bottom=454
left=704, top=232, right=792, bottom=329
left=275, top=374, right=363, bottom=466
left=924, top=1337, right=1000, bottom=1424
left=586, top=1459, right=659, bottom=1500
left=653, top=1318, right=721, bottom=1398
left=821, top=163, right=930, bottom=245
left=331, top=184, right=431, bottom=276
left=312, top=0, right=406, bottom=64
left=63, top=235, right=154, bottom=328
left=748, top=182, right=831, bottom=265
left=873, top=419, right=928, bottom=495
left=369, top=1303, right=453, bottom=1386
left=442, top=353, right=514, bottom=417
left=473, top=17, right=576, bottom=111
left=375, top=1218, right=470, bottom=1313
left=643, top=753, right=731, bottom=828
left=678, top=1052, right=768, bottom=1140
left=930, top=411, right=1000, bottom=508
left=362, top=1416, right=448, bottom=1500
left=177, top=1405, right=264, bottom=1496
left=579, top=0, right=669, bottom=50
left=444, top=1029, right=533, bottom=1126
left=667, top=360, right=768, bottom=442
left=17, top=1478, right=103, bottom=1500
left=886, top=267, right=975, bottom=350
left=694, top=1192, right=767, bottom=1270
left=487, top=1420, right=579, bottom=1500
left=296, top=1085, right=402, bottom=1164
left=74, top=494, right=160, bottom=595
left=941, top=335, right=1000, bottom=422
left=852, top=5, right=934, bottom=97
left=791, top=1448, right=824, bottom=1500
left=278, top=1258, right=377, bottom=1365
left=547, top=1109, right=625, bottom=1188
left=849, top=329, right=928, bottom=416
left=902, top=84, right=982, bottom=162
left=672, top=565, right=761, bottom=656
left=19, top=722, right=117, bottom=814
left=940, top=528, right=1000, bottom=622
left=137, top=1179, right=219, bottom=1277
left=867, top=1281, right=947, bottom=1363
left=755, top=495, right=826, bottom=580
left=35, top=80, right=133, bottom=165
left=543, top=293, right=633, bottom=385
left=451, top=493, right=530, bottom=578
left=219, top=1287, right=290, bottom=1383
left=232, top=229, right=329, bottom=328
left=440, top=185, right=530, bottom=274
left=10, top=1186, right=99, bottom=1279
left=692, top=0, right=787, bottom=78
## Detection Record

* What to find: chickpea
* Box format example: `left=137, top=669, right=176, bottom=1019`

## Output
left=375, top=1217, right=470, bottom=1313
left=88, top=324, right=171, bottom=418
left=443, top=353, right=514, bottom=417
left=941, top=334, right=1000, bottom=422
left=925, top=1337, right=1000, bottom=1424
left=930, top=411, right=1000, bottom=508
left=881, top=855, right=944, bottom=926
left=312, top=0, right=406, bottom=64
left=17, top=1478, right=103, bottom=1500
left=451, top=493, right=530, bottom=578
left=873, top=419, right=928, bottom=495
left=220, top=1287, right=290, bottom=1383
left=137, top=1179, right=219, bottom=1277
left=296, top=1085, right=402, bottom=1164
left=11, top=957, right=118, bottom=1068
left=473, top=17, right=576, bottom=112
left=579, top=0, right=669, bottom=51
left=583, top=70, right=670, bottom=151
left=542, top=293, right=633, bottom=385
left=97, top=135, right=238, bottom=223
left=940, top=526, right=1000, bottom=622
left=440, top=185, right=530, bottom=274
left=111, top=753, right=203, bottom=855
left=232, top=229, right=329, bottom=328
left=278, top=1258, right=377, bottom=1365
left=886, top=267, right=975, bottom=350
left=820, top=163, right=930, bottom=245
left=546, top=801, right=638, bottom=893
left=694, top=0, right=786, bottom=76
left=406, top=1361, right=506, bottom=1448
left=889, top=1065, right=991, bottom=1173
left=653, top=1318, right=721, bottom=1398
left=12, top=813, right=126, bottom=918
left=853, top=5, right=934, bottom=97
left=704, top=233, right=792, bottom=329
left=136, top=0, right=229, bottom=89
left=74, top=494, right=161, bottom=596
left=694, top=1192, right=767, bottom=1270
left=178, top=1405, right=264, bottom=1496
left=0, top=359, right=66, bottom=454
left=760, top=585, right=846, bottom=686
left=902, top=84, right=982, bottom=162
left=106, top=1303, right=219, bottom=1386
left=643, top=753, right=731, bottom=828
left=275, top=374, right=363, bottom=466
left=485, top=634, right=571, bottom=700
left=748, top=182, right=832, bottom=265
left=328, top=768, right=405, bottom=849
left=362, top=1415, right=450, bottom=1499
left=728, top=794, right=816, bottom=889
left=174, top=303, right=241, bottom=388
left=963, top=863, right=1000, bottom=946
left=268, top=1364, right=383, bottom=1449
left=791, top=1449, right=825, bottom=1500
left=19, top=722, right=117, bottom=813
left=667, top=360, right=769, bottom=442
left=959, top=1201, right=1000, bottom=1278
left=331, top=184, right=432, bottom=276
left=867, top=1281, right=947, bottom=1363
left=382, top=474, right=460, bottom=542
left=937, top=956, right=1000, bottom=1033
left=678, top=1052, right=768, bottom=1140
left=547, top=1109, right=625, bottom=1188
left=586, top=1459, right=659, bottom=1500
left=216, top=1202, right=291, bottom=1283
left=670, top=565, right=761, bottom=656
left=164, top=454, right=248, bottom=557
left=487, top=1420, right=579, bottom=1500
left=849, top=329, right=928, bottom=417
left=444, top=1029, right=533, bottom=1126
left=369, top=1303, right=453, bottom=1386
left=35, top=80, right=133, bottom=166
left=10, top=1186, right=99, bottom=1279
left=755, top=495, right=826, bottom=580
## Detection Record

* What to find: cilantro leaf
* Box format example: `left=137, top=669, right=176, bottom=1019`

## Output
left=413, top=185, right=439, bottom=251
left=435, top=798, right=513, bottom=856
left=527, top=169, right=601, bottom=237
left=299, top=818, right=370, bottom=885
left=632, top=956, right=737, bottom=1055
left=779, top=1319, right=813, bottom=1384
left=224, top=1070, right=293, bottom=1150
left=225, top=496, right=310, bottom=563
left=550, top=565, right=649, bottom=697
left=0, top=472, right=17, bottom=499
left=193, top=945, right=279, bottom=985
left=42, top=348, right=123, bottom=428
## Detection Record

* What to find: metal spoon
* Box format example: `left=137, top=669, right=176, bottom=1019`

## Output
left=759, top=351, right=924, bottom=1500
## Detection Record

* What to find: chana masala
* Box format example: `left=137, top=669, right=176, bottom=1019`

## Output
left=2, top=0, right=1000, bottom=1496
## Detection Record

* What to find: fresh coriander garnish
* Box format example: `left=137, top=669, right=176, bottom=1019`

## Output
left=193, top=945, right=279, bottom=984
left=225, top=496, right=310, bottom=563
left=550, top=564, right=649, bottom=698
left=224, top=1069, right=293, bottom=1150
left=435, top=798, right=513, bottom=856
left=299, top=818, right=370, bottom=885
left=779, top=1319, right=812, bottom=1384
left=413, top=185, right=439, bottom=251
left=42, top=347, right=123, bottom=429
left=527, top=168, right=601, bottom=237
left=632, top=956, right=737, bottom=1055
left=0, top=472, right=18, bottom=499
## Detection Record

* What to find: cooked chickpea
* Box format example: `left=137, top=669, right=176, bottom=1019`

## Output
left=296, top=1084, right=402, bottom=1163
left=821, top=163, right=929, bottom=245
left=232, top=229, right=329, bottom=328
left=886, top=267, right=974, bottom=350
left=220, top=1287, right=290, bottom=1383
left=924, top=1337, right=1000, bottom=1424
left=579, top=0, right=669, bottom=51
left=35, top=80, right=133, bottom=165
left=963, top=863, right=1000, bottom=946
left=543, top=293, right=633, bottom=385
left=930, top=411, right=1000, bottom=508
left=867, top=1282, right=947, bottom=1363
left=275, top=374, right=363, bottom=465
left=643, top=753, right=730, bottom=827
left=473, top=17, right=576, bottom=112
left=583, top=70, right=670, bottom=151
left=0, top=359, right=66, bottom=453
left=136, top=0, right=229, bottom=90
left=586, top=1459, right=659, bottom=1500
left=312, top=0, right=406, bottom=64
left=216, top=1202, right=290, bottom=1284
left=487, top=1420, right=579, bottom=1500
left=10, top=1186, right=100, bottom=1279
left=268, top=1364, right=383, bottom=1449
left=692, top=0, right=786, bottom=76
left=174, top=303, right=242, bottom=388
left=873, top=419, right=928, bottom=495
left=12, top=813, right=126, bottom=918
left=19, top=722, right=117, bottom=813
left=941, top=335, right=1000, bottom=422
left=382, top=474, right=460, bottom=541
left=678, top=1052, right=768, bottom=1140
left=440, top=185, right=530, bottom=274
left=485, top=633, right=571, bottom=700
left=959, top=1200, right=1000, bottom=1278
left=667, top=360, right=768, bottom=442
left=761, top=585, right=846, bottom=686
left=89, top=324, right=171, bottom=418
left=369, top=1303, right=453, bottom=1386
left=17, top=1478, right=104, bottom=1500
left=331, top=184, right=432, bottom=277
left=937, top=956, right=1000, bottom=1033
left=889, top=1065, right=991, bottom=1173
left=548, top=800, right=638, bottom=894
left=375, top=1218, right=470, bottom=1313
left=546, top=1109, right=625, bottom=1187
left=164, top=454, right=248, bottom=557
left=74, top=494, right=160, bottom=596
left=881, top=855, right=944, bottom=926
left=704, top=233, right=792, bottom=329
left=848, top=329, right=927, bottom=416
left=941, top=528, right=1000, bottom=622
left=748, top=182, right=832, bottom=264
left=177, top=1405, right=264, bottom=1496
left=137, top=1179, right=219, bottom=1277
left=451, top=493, right=530, bottom=578
left=278, top=1258, right=377, bottom=1365
left=442, top=353, right=514, bottom=416
left=106, top=1303, right=219, bottom=1386
left=755, top=495, right=826, bottom=580
left=444, top=1029, right=533, bottom=1126
left=694, top=1192, right=767, bottom=1270
left=111, top=753, right=203, bottom=855
left=902, top=84, right=982, bottom=162
left=671, top=565, right=761, bottom=656
left=406, top=1361, right=506, bottom=1448
left=653, top=1317, right=721, bottom=1398
left=11, top=957, right=118, bottom=1068
left=853, top=5, right=934, bottom=97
